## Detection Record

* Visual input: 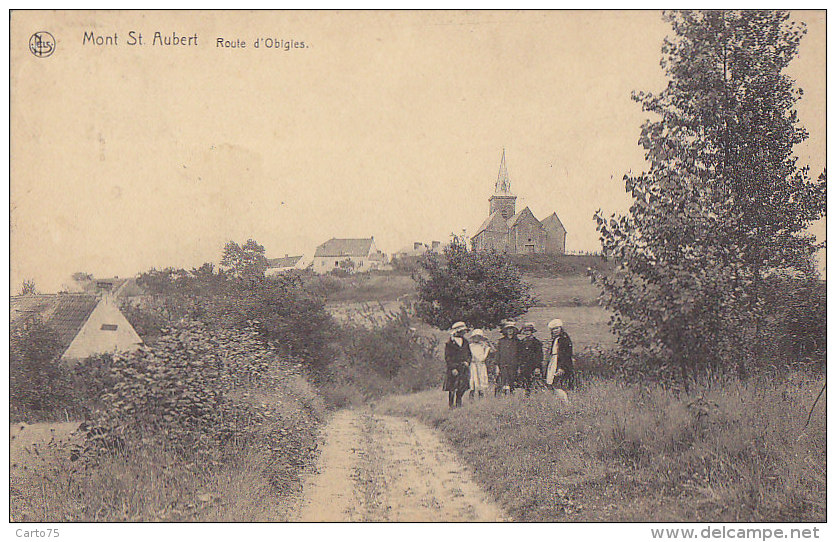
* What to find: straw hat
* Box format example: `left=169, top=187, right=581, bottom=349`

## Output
left=470, top=328, right=486, bottom=339
left=547, top=319, right=564, bottom=330
left=450, top=321, right=468, bottom=334
left=501, top=320, right=519, bottom=332
left=521, top=322, right=537, bottom=332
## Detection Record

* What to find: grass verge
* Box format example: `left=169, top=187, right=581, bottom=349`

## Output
left=376, top=372, right=825, bottom=522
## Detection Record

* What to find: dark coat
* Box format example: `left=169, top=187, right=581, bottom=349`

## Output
left=519, top=335, right=544, bottom=377
left=495, top=336, right=521, bottom=388
left=443, top=337, right=471, bottom=392
left=549, top=331, right=573, bottom=372
left=548, top=331, right=574, bottom=389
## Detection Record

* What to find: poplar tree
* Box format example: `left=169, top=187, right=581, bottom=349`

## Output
left=595, top=10, right=826, bottom=376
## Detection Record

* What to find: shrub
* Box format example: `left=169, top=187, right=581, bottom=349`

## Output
left=414, top=240, right=535, bottom=330
left=9, top=318, right=82, bottom=422
left=78, top=322, right=261, bottom=453
left=314, top=309, right=440, bottom=405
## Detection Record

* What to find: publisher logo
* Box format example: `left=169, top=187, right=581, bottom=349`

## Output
left=29, top=32, right=55, bottom=58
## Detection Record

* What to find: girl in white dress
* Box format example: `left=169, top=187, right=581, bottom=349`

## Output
left=468, top=329, right=491, bottom=399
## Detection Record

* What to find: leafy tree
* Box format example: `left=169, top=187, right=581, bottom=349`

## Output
left=414, top=238, right=535, bottom=330
left=221, top=239, right=268, bottom=282
left=594, top=10, right=826, bottom=377
left=19, top=279, right=38, bottom=295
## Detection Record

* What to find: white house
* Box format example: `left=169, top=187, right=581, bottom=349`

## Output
left=10, top=294, right=143, bottom=360
left=312, top=237, right=387, bottom=273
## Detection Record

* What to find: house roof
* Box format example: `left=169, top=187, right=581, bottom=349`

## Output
left=10, top=294, right=100, bottom=349
left=474, top=211, right=510, bottom=237
left=314, top=238, right=375, bottom=258
left=83, top=277, right=145, bottom=297
left=266, top=255, right=303, bottom=268
left=507, top=206, right=542, bottom=229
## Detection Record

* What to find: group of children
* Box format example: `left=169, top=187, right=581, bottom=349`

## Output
left=443, top=319, right=574, bottom=408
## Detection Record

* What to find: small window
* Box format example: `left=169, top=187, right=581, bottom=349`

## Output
left=101, top=324, right=118, bottom=331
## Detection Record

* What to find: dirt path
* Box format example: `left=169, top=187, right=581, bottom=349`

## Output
left=297, top=410, right=507, bottom=522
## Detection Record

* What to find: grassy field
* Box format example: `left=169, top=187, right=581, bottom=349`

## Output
left=376, top=373, right=826, bottom=522
left=323, top=271, right=615, bottom=351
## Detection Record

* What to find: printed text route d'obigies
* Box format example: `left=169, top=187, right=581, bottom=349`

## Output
left=82, top=31, right=198, bottom=46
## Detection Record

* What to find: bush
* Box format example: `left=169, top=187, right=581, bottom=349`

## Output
left=415, top=241, right=535, bottom=330
left=12, top=322, right=325, bottom=521
left=314, top=309, right=440, bottom=406
left=78, top=321, right=280, bottom=455
left=9, top=318, right=84, bottom=422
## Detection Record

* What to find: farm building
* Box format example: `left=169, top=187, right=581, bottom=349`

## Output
left=471, top=150, right=567, bottom=254
left=10, top=294, right=143, bottom=360
left=265, top=254, right=308, bottom=275
left=312, top=237, right=387, bottom=273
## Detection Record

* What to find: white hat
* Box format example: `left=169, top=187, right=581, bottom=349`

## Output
left=450, top=321, right=468, bottom=333
left=470, top=328, right=486, bottom=338
left=548, top=319, right=564, bottom=330
left=501, top=321, right=519, bottom=331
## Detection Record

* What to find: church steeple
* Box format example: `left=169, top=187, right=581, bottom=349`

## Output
left=495, top=148, right=512, bottom=195
left=489, top=148, right=517, bottom=219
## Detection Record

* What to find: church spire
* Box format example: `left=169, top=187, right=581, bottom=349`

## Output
left=495, top=148, right=512, bottom=195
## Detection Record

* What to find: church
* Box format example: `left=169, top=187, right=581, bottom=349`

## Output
left=471, top=150, right=566, bottom=254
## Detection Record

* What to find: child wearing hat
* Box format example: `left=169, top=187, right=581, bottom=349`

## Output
left=444, top=321, right=471, bottom=408
left=546, top=319, right=574, bottom=391
left=495, top=321, right=521, bottom=395
left=519, top=322, right=544, bottom=396
left=467, top=329, right=491, bottom=399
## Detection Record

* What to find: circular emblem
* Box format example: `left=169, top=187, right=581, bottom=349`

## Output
left=29, top=31, right=55, bottom=58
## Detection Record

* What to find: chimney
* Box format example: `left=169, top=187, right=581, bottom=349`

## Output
left=414, top=242, right=423, bottom=250
left=432, top=241, right=440, bottom=250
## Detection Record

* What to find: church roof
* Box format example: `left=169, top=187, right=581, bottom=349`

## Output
left=542, top=212, right=567, bottom=233
left=314, top=238, right=375, bottom=258
left=506, top=206, right=542, bottom=229
left=474, top=211, right=510, bottom=237
left=495, top=148, right=512, bottom=195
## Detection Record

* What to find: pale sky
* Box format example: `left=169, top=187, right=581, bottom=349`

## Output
left=10, top=10, right=826, bottom=292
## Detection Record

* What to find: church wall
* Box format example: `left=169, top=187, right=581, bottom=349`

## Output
left=474, top=230, right=508, bottom=252
left=543, top=223, right=567, bottom=254
left=510, top=221, right=546, bottom=254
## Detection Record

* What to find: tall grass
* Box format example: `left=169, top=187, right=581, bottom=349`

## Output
left=377, top=371, right=825, bottom=522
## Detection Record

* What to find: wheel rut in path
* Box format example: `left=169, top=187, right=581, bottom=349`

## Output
left=297, top=409, right=507, bottom=522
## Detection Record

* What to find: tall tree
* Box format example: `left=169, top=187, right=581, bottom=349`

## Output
left=220, top=239, right=268, bottom=282
left=595, top=10, right=826, bottom=375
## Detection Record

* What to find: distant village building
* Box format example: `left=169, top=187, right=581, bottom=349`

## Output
left=10, top=294, right=143, bottom=361
left=65, top=275, right=145, bottom=298
left=265, top=254, right=308, bottom=275
left=392, top=240, right=442, bottom=260
left=471, top=150, right=567, bottom=254
left=312, top=237, right=387, bottom=273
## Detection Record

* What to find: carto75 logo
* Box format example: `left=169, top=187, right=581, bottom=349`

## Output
left=29, top=31, right=55, bottom=57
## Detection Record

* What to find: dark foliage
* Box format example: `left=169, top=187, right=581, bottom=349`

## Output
left=414, top=240, right=535, bottom=330
left=594, top=10, right=826, bottom=377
